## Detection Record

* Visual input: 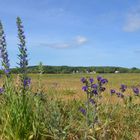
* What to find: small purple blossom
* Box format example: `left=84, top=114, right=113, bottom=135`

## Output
left=81, top=77, right=86, bottom=83
left=89, top=98, right=96, bottom=105
left=133, top=87, right=139, bottom=96
left=91, top=84, right=98, bottom=89
left=100, top=79, right=108, bottom=84
left=110, top=89, right=116, bottom=95
left=79, top=107, right=86, bottom=115
left=97, top=76, right=102, bottom=82
left=82, top=86, right=88, bottom=92
left=0, top=87, right=4, bottom=94
left=89, top=78, right=94, bottom=83
left=92, top=89, right=98, bottom=95
left=23, top=77, right=31, bottom=87
left=120, top=84, right=127, bottom=92
left=4, top=69, right=10, bottom=75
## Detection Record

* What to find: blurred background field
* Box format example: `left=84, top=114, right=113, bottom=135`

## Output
left=1, top=73, right=140, bottom=102
left=27, top=73, right=140, bottom=100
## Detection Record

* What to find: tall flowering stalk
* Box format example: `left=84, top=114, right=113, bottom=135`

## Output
left=16, top=17, right=30, bottom=90
left=80, top=76, right=108, bottom=139
left=0, top=21, right=10, bottom=77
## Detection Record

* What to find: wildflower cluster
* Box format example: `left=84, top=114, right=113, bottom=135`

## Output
left=81, top=76, right=108, bottom=98
left=81, top=76, right=107, bottom=109
left=80, top=76, right=108, bottom=126
left=110, top=84, right=140, bottom=98
left=80, top=76, right=108, bottom=139
left=110, top=84, right=126, bottom=98
left=0, top=21, right=10, bottom=76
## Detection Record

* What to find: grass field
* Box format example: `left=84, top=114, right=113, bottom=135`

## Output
left=0, top=74, right=140, bottom=140
left=30, top=73, right=140, bottom=139
left=0, top=73, right=140, bottom=140
left=29, top=73, right=140, bottom=100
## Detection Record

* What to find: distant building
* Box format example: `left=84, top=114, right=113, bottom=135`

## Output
left=76, top=70, right=79, bottom=73
left=115, top=70, right=119, bottom=74
left=93, top=71, right=96, bottom=74
left=86, top=70, right=89, bottom=74
left=72, top=71, right=75, bottom=74
left=90, top=71, right=96, bottom=74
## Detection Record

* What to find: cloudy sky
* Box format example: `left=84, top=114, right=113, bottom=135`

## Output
left=0, top=0, right=140, bottom=68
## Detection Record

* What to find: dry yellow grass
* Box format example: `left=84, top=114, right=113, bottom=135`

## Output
left=1, top=73, right=140, bottom=101
left=28, top=73, right=140, bottom=101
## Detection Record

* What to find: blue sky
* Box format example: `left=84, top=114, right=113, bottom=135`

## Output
left=0, top=0, right=140, bottom=68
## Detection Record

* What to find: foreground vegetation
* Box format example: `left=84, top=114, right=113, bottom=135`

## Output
left=0, top=18, right=140, bottom=140
left=0, top=73, right=140, bottom=140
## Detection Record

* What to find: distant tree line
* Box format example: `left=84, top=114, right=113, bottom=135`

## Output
left=0, top=65, right=139, bottom=74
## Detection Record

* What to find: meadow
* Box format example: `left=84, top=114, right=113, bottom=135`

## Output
left=0, top=18, right=140, bottom=140
left=30, top=73, right=140, bottom=99
left=0, top=73, right=140, bottom=139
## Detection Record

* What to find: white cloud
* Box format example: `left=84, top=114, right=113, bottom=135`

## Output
left=38, top=36, right=88, bottom=49
left=39, top=43, right=70, bottom=49
left=75, top=36, right=88, bottom=45
left=123, top=7, right=140, bottom=32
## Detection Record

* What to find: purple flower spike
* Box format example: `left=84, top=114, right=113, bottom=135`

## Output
left=81, top=77, right=86, bottom=83
left=82, top=86, right=88, bottom=92
left=0, top=21, right=10, bottom=76
left=89, top=78, right=94, bottom=83
left=133, top=87, right=139, bottom=96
